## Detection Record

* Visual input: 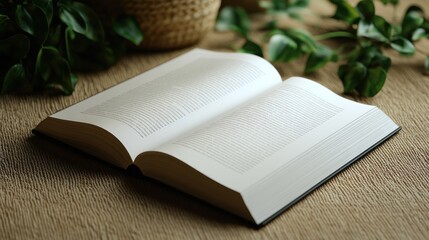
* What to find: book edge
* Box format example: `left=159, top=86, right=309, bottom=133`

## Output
left=31, top=128, right=132, bottom=170
left=256, top=126, right=401, bottom=227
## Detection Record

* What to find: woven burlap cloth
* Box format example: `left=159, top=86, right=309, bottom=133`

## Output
left=1, top=1, right=428, bottom=239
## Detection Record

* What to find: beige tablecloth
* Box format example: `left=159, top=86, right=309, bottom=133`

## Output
left=1, top=1, right=428, bottom=239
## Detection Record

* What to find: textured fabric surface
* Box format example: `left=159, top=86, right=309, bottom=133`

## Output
left=1, top=2, right=429, bottom=239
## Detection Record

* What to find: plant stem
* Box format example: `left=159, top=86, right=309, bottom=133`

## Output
left=315, top=31, right=355, bottom=41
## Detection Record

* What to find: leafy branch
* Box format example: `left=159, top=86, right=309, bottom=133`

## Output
left=0, top=0, right=144, bottom=95
left=216, top=0, right=429, bottom=97
left=330, top=0, right=429, bottom=96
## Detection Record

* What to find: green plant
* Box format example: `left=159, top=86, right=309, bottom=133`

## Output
left=0, top=0, right=143, bottom=95
left=260, top=0, right=309, bottom=21
left=216, top=1, right=337, bottom=81
left=216, top=0, right=429, bottom=97
left=216, top=6, right=264, bottom=57
left=328, top=0, right=429, bottom=96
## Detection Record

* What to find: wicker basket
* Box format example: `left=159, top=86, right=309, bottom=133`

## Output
left=85, top=0, right=220, bottom=50
left=221, top=0, right=263, bottom=13
left=119, top=0, right=221, bottom=50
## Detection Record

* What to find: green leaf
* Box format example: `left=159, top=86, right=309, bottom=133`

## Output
left=411, top=28, right=426, bottom=41
left=238, top=39, right=263, bottom=57
left=305, top=45, right=336, bottom=74
left=59, top=6, right=85, bottom=34
left=112, top=16, right=144, bottom=46
left=315, top=30, right=356, bottom=41
left=401, top=7, right=424, bottom=38
left=379, top=0, right=398, bottom=6
left=71, top=1, right=105, bottom=41
left=0, top=14, right=14, bottom=37
left=15, top=4, right=49, bottom=40
left=1, top=64, right=26, bottom=94
left=356, top=0, right=375, bottom=20
left=15, top=5, right=34, bottom=35
left=338, top=62, right=367, bottom=94
left=422, top=20, right=429, bottom=32
left=356, top=46, right=376, bottom=65
left=357, top=16, right=391, bottom=43
left=35, top=46, right=76, bottom=95
left=338, top=45, right=390, bottom=97
left=268, top=33, right=299, bottom=62
left=358, top=66, right=387, bottom=97
left=390, top=37, right=415, bottom=56
left=0, top=34, right=30, bottom=59
left=65, top=29, right=116, bottom=71
left=343, top=46, right=362, bottom=62
left=358, top=20, right=385, bottom=42
left=260, top=0, right=309, bottom=18
left=0, top=15, right=9, bottom=26
left=293, top=0, right=310, bottom=8
left=43, top=72, right=78, bottom=94
left=285, top=29, right=318, bottom=53
left=330, top=0, right=360, bottom=24
left=32, top=0, right=53, bottom=25
left=216, top=6, right=250, bottom=37
left=370, top=51, right=391, bottom=70
left=59, top=1, right=104, bottom=42
left=45, top=23, right=62, bottom=46
left=372, top=16, right=392, bottom=40
left=260, top=20, right=278, bottom=31
left=262, top=0, right=309, bottom=11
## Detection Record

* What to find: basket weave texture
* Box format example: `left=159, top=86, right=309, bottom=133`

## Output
left=121, top=0, right=221, bottom=50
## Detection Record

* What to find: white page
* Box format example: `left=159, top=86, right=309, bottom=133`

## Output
left=243, top=107, right=398, bottom=224
left=154, top=77, right=377, bottom=192
left=154, top=77, right=399, bottom=224
left=51, top=49, right=282, bottom=160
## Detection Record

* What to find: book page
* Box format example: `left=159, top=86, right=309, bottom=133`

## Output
left=149, top=77, right=399, bottom=224
left=50, top=49, right=282, bottom=160
left=153, top=77, right=377, bottom=192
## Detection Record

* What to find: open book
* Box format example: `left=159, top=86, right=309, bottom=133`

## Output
left=34, top=49, right=400, bottom=226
